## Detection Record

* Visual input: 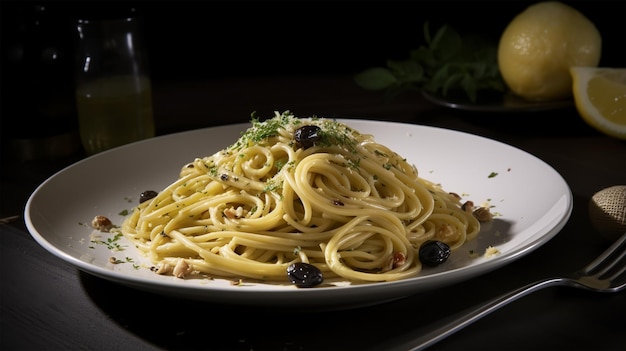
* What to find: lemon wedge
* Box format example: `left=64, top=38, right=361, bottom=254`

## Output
left=570, top=67, right=626, bottom=139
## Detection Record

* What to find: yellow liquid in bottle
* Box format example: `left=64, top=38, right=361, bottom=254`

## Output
left=76, top=75, right=155, bottom=155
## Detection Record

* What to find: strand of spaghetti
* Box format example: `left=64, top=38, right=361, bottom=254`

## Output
left=169, top=191, right=282, bottom=232
left=292, top=154, right=388, bottom=217
left=234, top=144, right=274, bottom=179
left=425, top=213, right=468, bottom=249
left=324, top=216, right=420, bottom=281
left=167, top=229, right=291, bottom=279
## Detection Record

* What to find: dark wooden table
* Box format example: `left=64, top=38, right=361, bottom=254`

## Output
left=2, top=75, right=625, bottom=350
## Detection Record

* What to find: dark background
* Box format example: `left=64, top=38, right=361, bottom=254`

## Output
left=1, top=0, right=625, bottom=142
left=3, top=0, right=624, bottom=79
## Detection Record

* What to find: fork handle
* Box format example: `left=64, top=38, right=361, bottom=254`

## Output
left=380, top=277, right=565, bottom=351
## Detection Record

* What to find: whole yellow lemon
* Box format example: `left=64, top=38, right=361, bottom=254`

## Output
left=497, top=1, right=602, bottom=101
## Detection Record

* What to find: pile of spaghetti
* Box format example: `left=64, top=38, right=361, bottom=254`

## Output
left=121, top=111, right=484, bottom=283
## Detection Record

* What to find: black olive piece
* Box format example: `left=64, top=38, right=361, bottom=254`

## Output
left=287, top=262, right=324, bottom=288
left=294, top=125, right=322, bottom=149
left=419, top=240, right=451, bottom=266
left=139, top=190, right=158, bottom=203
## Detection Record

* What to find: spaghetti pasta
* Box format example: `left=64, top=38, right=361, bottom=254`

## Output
left=121, top=111, right=485, bottom=284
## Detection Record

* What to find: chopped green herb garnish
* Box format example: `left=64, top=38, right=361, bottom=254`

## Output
left=263, top=179, right=282, bottom=193
left=91, top=232, right=126, bottom=251
left=348, top=158, right=361, bottom=169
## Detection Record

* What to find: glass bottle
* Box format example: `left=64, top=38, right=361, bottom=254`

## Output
left=74, top=13, right=155, bottom=155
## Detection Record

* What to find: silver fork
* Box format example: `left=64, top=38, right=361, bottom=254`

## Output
left=385, top=232, right=626, bottom=351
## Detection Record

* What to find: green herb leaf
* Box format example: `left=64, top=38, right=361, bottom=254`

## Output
left=354, top=67, right=398, bottom=90
left=387, top=59, right=425, bottom=84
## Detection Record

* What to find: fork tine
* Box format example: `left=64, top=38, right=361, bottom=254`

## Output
left=582, top=232, right=626, bottom=277
left=608, top=262, right=626, bottom=284
left=595, top=245, right=626, bottom=280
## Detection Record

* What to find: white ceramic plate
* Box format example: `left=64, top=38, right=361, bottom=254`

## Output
left=25, top=119, right=572, bottom=310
